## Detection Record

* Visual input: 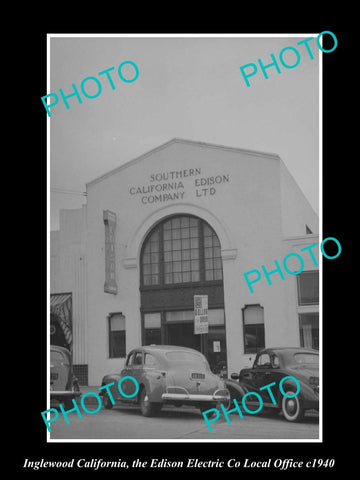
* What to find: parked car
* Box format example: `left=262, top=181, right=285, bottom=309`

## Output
left=225, top=347, right=319, bottom=422
left=100, top=345, right=230, bottom=417
left=50, top=345, right=81, bottom=408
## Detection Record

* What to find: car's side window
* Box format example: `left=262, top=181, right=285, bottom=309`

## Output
left=133, top=351, right=143, bottom=366
left=144, top=353, right=158, bottom=367
left=272, top=354, right=280, bottom=368
left=256, top=353, right=271, bottom=368
left=126, top=352, right=135, bottom=366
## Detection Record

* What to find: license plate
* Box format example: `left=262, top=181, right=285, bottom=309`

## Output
left=191, top=372, right=205, bottom=380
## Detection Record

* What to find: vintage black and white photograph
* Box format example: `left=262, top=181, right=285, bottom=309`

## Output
left=47, top=34, right=323, bottom=443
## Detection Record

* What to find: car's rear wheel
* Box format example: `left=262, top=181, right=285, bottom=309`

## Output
left=139, top=388, right=162, bottom=417
left=227, top=383, right=245, bottom=405
left=63, top=398, right=74, bottom=410
left=281, top=390, right=304, bottom=422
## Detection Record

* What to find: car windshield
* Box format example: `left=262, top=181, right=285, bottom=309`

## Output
left=165, top=351, right=207, bottom=367
left=293, top=353, right=319, bottom=365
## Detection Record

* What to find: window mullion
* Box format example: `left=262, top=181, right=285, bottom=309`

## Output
left=199, top=220, right=205, bottom=282
left=159, top=225, right=164, bottom=286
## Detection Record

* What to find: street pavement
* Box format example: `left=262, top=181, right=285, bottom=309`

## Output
left=49, top=389, right=319, bottom=441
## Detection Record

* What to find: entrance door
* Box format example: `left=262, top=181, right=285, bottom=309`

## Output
left=166, top=322, right=201, bottom=351
left=140, top=214, right=227, bottom=374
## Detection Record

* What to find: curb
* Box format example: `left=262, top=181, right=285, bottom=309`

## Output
left=79, top=386, right=102, bottom=406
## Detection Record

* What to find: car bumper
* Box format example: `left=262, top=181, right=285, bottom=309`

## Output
left=50, top=391, right=81, bottom=398
left=161, top=387, right=230, bottom=403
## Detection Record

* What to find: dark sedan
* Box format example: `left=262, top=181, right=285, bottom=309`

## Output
left=226, top=347, right=319, bottom=422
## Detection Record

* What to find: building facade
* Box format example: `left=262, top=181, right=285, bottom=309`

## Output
left=50, top=139, right=319, bottom=386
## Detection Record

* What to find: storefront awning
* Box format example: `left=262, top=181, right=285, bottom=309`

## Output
left=50, top=293, right=72, bottom=309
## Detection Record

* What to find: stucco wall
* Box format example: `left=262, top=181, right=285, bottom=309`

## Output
left=51, top=139, right=319, bottom=385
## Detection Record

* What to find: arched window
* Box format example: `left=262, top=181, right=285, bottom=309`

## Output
left=141, top=215, right=223, bottom=287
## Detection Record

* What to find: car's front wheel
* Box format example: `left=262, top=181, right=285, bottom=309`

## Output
left=281, top=391, right=304, bottom=422
left=102, top=392, right=114, bottom=410
left=139, top=388, right=162, bottom=417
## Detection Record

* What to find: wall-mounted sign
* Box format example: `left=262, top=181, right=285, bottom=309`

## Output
left=194, top=295, right=208, bottom=334
left=103, top=210, right=117, bottom=294
left=213, top=341, right=221, bottom=352
left=129, top=168, right=230, bottom=205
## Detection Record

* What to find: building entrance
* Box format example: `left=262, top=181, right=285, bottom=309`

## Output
left=166, top=322, right=200, bottom=351
left=140, top=214, right=228, bottom=375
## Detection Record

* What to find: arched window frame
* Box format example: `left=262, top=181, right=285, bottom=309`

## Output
left=140, top=215, right=223, bottom=289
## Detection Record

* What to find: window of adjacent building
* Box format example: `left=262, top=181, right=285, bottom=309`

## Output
left=299, top=313, right=319, bottom=350
left=108, top=313, right=126, bottom=358
left=243, top=304, right=265, bottom=354
left=141, top=215, right=223, bottom=287
left=144, top=312, right=162, bottom=345
left=297, top=271, right=319, bottom=305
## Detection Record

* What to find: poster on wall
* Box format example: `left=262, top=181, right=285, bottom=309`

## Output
left=194, top=295, right=208, bottom=334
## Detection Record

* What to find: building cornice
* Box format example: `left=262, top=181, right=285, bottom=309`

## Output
left=86, top=138, right=281, bottom=188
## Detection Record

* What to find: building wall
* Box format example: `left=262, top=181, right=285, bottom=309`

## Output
left=50, top=206, right=88, bottom=369
left=280, top=161, right=319, bottom=237
left=282, top=234, right=320, bottom=346
left=80, top=139, right=319, bottom=385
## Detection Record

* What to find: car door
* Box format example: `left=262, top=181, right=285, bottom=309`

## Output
left=251, top=352, right=273, bottom=399
left=50, top=348, right=70, bottom=392
left=120, top=350, right=142, bottom=401
left=266, top=353, right=283, bottom=400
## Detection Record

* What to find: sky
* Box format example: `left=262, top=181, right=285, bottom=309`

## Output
left=49, top=34, right=320, bottom=231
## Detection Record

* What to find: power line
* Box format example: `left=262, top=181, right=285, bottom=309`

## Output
left=51, top=187, right=87, bottom=197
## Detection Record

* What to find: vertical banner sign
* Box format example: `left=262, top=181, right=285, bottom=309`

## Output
left=194, top=295, right=208, bottom=334
left=103, top=210, right=117, bottom=294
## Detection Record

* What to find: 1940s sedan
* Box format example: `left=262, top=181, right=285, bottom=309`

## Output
left=226, top=347, right=319, bottom=422
left=100, top=345, right=230, bottom=417
left=50, top=345, right=81, bottom=408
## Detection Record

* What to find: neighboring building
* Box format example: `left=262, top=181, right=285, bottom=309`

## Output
left=50, top=139, right=319, bottom=386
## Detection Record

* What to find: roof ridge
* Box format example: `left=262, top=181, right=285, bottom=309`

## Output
left=86, top=137, right=281, bottom=188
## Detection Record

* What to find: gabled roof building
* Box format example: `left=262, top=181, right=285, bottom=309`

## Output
left=50, top=139, right=319, bottom=385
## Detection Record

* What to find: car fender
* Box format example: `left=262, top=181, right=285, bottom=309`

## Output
left=138, top=370, right=166, bottom=403
left=100, top=374, right=122, bottom=401
left=278, top=377, right=317, bottom=404
left=224, top=379, right=246, bottom=401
